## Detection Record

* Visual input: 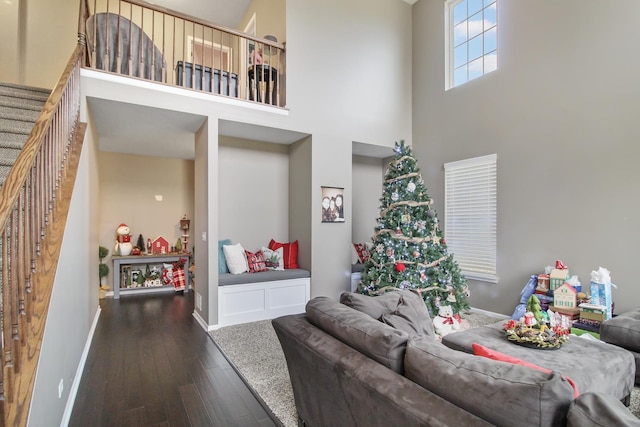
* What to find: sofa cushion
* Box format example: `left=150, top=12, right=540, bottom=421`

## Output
left=379, top=291, right=435, bottom=338
left=405, top=336, right=575, bottom=426
left=601, top=308, right=640, bottom=352
left=567, top=392, right=640, bottom=427
left=306, top=296, right=409, bottom=373
left=340, top=291, right=402, bottom=320
left=472, top=343, right=579, bottom=398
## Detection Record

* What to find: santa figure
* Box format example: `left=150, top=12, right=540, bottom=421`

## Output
left=115, top=223, right=133, bottom=256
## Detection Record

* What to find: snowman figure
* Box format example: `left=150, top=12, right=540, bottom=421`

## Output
left=115, top=223, right=133, bottom=256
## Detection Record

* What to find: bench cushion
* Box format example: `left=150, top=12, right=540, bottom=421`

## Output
left=218, top=268, right=310, bottom=286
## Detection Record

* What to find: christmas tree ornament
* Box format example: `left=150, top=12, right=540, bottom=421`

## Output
left=391, top=192, right=399, bottom=201
left=401, top=214, right=411, bottom=223
left=395, top=263, right=406, bottom=273
left=407, top=181, right=416, bottom=192
left=427, top=209, right=436, bottom=218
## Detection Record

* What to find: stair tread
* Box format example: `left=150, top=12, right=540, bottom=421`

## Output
left=0, top=119, right=33, bottom=135
left=0, top=81, right=51, bottom=95
left=0, top=132, right=28, bottom=145
left=0, top=96, right=46, bottom=111
left=0, top=81, right=46, bottom=189
left=0, top=109, right=41, bottom=123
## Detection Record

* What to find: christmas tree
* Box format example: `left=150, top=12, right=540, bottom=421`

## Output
left=358, top=140, right=470, bottom=317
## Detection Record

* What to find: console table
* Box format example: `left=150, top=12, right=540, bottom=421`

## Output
left=112, top=254, right=191, bottom=299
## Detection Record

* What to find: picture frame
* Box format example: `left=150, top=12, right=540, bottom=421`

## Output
left=321, top=186, right=345, bottom=223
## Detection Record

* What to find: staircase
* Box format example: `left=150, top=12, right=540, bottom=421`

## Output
left=0, top=82, right=50, bottom=187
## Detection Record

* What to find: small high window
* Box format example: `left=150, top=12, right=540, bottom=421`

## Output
left=445, top=0, right=497, bottom=89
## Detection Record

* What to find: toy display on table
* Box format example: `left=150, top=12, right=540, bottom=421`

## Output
left=114, top=223, right=133, bottom=256
left=510, top=262, right=618, bottom=339
left=503, top=294, right=570, bottom=349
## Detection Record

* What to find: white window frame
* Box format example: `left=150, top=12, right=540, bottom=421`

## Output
left=444, top=154, right=497, bottom=283
left=445, top=0, right=498, bottom=90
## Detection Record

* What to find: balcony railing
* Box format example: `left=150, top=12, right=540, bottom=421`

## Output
left=79, top=0, right=286, bottom=107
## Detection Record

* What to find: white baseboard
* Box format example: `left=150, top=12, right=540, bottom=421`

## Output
left=193, top=310, right=217, bottom=332
left=469, top=306, right=510, bottom=319
left=60, top=305, right=101, bottom=427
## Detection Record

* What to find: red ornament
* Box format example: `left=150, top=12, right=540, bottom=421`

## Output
left=395, top=263, right=406, bottom=272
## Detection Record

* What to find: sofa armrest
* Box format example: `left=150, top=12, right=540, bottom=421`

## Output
left=272, top=314, right=492, bottom=427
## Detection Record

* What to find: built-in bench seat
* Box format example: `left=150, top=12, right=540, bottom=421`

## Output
left=217, top=269, right=311, bottom=327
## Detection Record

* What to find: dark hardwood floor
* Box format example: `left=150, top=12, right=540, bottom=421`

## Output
left=69, top=291, right=280, bottom=427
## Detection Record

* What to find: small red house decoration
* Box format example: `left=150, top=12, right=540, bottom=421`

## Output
left=152, top=236, right=170, bottom=255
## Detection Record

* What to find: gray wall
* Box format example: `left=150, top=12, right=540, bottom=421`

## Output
left=218, top=137, right=290, bottom=250
left=413, top=0, right=640, bottom=315
left=352, top=155, right=384, bottom=247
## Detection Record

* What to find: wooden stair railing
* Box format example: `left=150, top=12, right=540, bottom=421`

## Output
left=0, top=39, right=86, bottom=426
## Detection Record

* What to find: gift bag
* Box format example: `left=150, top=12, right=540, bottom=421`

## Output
left=173, top=267, right=186, bottom=292
left=590, top=267, right=615, bottom=320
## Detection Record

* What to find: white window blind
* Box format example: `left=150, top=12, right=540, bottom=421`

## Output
left=444, top=154, right=497, bottom=282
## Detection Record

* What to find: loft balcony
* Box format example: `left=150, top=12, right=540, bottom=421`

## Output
left=80, top=0, right=286, bottom=107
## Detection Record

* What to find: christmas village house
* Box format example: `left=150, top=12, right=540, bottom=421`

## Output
left=550, top=283, right=580, bottom=319
left=151, top=236, right=170, bottom=255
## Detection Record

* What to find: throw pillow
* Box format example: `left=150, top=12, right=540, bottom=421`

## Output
left=268, top=239, right=299, bottom=269
left=218, top=239, right=232, bottom=274
left=353, top=243, right=371, bottom=264
left=245, top=250, right=268, bottom=273
left=261, top=246, right=284, bottom=271
left=380, top=291, right=435, bottom=338
left=340, top=291, right=402, bottom=320
left=222, top=243, right=248, bottom=275
left=472, top=343, right=579, bottom=398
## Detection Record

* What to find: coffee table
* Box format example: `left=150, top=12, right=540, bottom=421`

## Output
left=442, top=321, right=635, bottom=402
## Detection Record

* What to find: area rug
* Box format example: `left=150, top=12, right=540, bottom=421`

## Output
left=210, top=311, right=640, bottom=426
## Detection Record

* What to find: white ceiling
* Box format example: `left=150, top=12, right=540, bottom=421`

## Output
left=88, top=97, right=311, bottom=159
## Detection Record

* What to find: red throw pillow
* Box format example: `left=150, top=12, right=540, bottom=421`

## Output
left=268, top=239, right=299, bottom=269
left=245, top=250, right=268, bottom=273
left=472, top=343, right=579, bottom=398
left=353, top=243, right=370, bottom=263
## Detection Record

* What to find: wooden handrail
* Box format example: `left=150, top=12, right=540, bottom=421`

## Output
left=0, top=44, right=84, bottom=426
left=0, top=44, right=83, bottom=232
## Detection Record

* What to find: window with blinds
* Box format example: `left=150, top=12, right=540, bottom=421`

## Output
left=444, top=154, right=497, bottom=282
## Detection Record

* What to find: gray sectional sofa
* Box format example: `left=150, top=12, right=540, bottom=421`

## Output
left=272, top=290, right=640, bottom=427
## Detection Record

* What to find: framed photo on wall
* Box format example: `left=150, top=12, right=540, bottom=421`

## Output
left=321, top=186, right=345, bottom=223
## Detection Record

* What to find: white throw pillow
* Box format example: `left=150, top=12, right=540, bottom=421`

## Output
left=223, top=243, right=248, bottom=274
left=261, top=246, right=284, bottom=271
